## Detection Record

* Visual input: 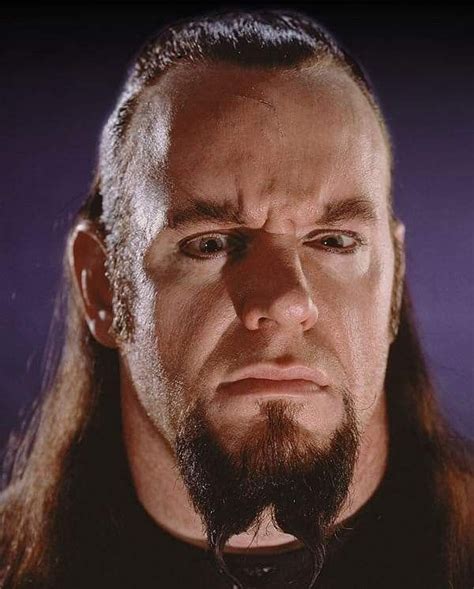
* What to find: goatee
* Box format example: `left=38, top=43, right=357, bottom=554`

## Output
left=176, top=393, right=359, bottom=589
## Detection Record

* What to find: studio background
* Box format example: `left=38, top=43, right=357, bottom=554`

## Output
left=1, top=2, right=473, bottom=458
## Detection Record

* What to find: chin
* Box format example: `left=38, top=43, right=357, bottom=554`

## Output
left=209, top=394, right=345, bottom=453
left=209, top=399, right=339, bottom=473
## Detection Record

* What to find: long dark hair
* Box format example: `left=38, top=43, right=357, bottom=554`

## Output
left=1, top=9, right=472, bottom=589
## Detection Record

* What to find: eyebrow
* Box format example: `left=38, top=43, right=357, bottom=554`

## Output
left=166, top=196, right=379, bottom=231
left=321, top=197, right=379, bottom=225
left=167, top=199, right=246, bottom=229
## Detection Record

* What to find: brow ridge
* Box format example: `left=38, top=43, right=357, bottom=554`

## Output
left=166, top=196, right=378, bottom=230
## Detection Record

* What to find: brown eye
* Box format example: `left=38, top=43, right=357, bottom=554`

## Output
left=198, top=236, right=224, bottom=254
left=180, top=234, right=242, bottom=259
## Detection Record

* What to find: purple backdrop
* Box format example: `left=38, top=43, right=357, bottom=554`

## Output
left=1, top=4, right=473, bottom=455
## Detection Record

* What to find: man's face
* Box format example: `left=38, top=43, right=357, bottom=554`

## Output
left=116, top=63, right=394, bottom=456
left=112, top=61, right=398, bottom=560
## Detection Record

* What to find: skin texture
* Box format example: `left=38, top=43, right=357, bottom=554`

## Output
left=72, top=63, right=405, bottom=551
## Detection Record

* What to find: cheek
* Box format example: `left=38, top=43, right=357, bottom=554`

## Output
left=137, top=264, right=231, bottom=384
left=304, top=247, right=394, bottom=406
left=333, top=252, right=395, bottom=415
left=122, top=267, right=229, bottom=437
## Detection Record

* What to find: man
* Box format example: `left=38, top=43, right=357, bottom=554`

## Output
left=0, top=9, right=472, bottom=589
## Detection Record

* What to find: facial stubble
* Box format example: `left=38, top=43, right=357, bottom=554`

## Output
left=175, top=393, right=359, bottom=588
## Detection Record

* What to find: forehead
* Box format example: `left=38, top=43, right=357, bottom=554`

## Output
left=124, top=62, right=390, bottom=226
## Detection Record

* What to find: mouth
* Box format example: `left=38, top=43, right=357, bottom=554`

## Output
left=218, top=377, right=326, bottom=398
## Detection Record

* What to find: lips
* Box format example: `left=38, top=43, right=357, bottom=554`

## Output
left=218, top=362, right=330, bottom=399
left=223, top=363, right=330, bottom=388
left=218, top=377, right=325, bottom=397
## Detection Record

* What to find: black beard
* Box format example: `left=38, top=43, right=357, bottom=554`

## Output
left=175, top=394, right=359, bottom=589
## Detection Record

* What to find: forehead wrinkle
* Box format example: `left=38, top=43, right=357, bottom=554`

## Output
left=164, top=192, right=380, bottom=233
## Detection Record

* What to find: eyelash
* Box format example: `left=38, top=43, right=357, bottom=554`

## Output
left=179, top=230, right=367, bottom=260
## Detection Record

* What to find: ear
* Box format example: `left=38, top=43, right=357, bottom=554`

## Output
left=389, top=217, right=406, bottom=343
left=69, top=220, right=117, bottom=348
left=393, top=218, right=406, bottom=246
left=392, top=217, right=406, bottom=278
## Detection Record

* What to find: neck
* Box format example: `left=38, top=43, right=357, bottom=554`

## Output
left=120, top=386, right=388, bottom=553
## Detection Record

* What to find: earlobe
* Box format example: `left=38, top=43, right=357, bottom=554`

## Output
left=69, top=221, right=117, bottom=349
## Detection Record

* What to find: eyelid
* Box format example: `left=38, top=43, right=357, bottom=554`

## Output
left=179, top=231, right=243, bottom=247
left=305, top=228, right=366, bottom=241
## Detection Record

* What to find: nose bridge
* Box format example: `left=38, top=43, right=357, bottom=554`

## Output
left=237, top=235, right=319, bottom=331
left=262, top=235, right=306, bottom=288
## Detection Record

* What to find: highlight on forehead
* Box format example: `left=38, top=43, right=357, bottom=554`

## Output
left=165, top=195, right=380, bottom=231
left=98, top=10, right=393, bottom=226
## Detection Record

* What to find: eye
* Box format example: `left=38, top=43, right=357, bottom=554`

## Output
left=309, top=232, right=362, bottom=254
left=180, top=233, right=243, bottom=259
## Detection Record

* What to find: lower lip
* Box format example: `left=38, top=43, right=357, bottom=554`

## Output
left=218, top=378, right=325, bottom=397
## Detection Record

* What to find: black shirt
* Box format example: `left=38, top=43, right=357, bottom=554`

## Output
left=87, top=471, right=465, bottom=589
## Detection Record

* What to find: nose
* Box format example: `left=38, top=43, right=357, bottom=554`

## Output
left=236, top=237, right=319, bottom=332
